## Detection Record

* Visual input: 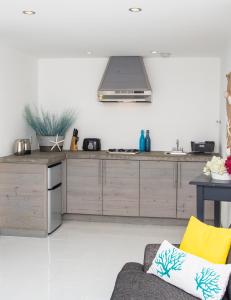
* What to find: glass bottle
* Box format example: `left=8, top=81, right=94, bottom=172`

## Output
left=145, top=130, right=151, bottom=152
left=139, top=130, right=145, bottom=152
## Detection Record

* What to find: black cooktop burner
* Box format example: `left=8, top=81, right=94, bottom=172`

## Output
left=108, top=148, right=139, bottom=154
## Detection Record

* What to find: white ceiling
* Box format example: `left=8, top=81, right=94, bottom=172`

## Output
left=0, top=0, right=230, bottom=58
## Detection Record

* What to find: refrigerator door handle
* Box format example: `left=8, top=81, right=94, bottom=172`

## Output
left=48, top=182, right=62, bottom=191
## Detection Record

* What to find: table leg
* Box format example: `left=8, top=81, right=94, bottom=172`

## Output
left=197, top=186, right=204, bottom=222
left=214, top=201, right=221, bottom=227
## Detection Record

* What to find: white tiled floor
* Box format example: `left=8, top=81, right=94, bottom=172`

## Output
left=0, top=221, right=186, bottom=300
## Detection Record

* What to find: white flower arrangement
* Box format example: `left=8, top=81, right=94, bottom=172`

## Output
left=203, top=156, right=227, bottom=176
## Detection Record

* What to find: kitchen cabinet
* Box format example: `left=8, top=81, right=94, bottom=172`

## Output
left=0, top=151, right=214, bottom=238
left=140, top=161, right=177, bottom=218
left=102, top=160, right=139, bottom=216
left=67, top=159, right=102, bottom=215
left=67, top=158, right=213, bottom=220
left=177, top=162, right=214, bottom=219
left=0, top=163, right=48, bottom=236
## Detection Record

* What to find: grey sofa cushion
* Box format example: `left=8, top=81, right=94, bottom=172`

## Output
left=111, top=262, right=199, bottom=300
left=227, top=249, right=231, bottom=264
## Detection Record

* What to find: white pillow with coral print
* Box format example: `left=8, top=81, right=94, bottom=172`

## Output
left=147, top=240, right=231, bottom=300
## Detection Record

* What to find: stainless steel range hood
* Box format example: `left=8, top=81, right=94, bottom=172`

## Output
left=97, top=56, right=152, bottom=102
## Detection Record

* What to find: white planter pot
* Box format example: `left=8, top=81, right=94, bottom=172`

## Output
left=37, top=135, right=64, bottom=152
left=211, top=172, right=231, bottom=181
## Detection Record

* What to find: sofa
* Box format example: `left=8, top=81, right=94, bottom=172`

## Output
left=111, top=244, right=231, bottom=300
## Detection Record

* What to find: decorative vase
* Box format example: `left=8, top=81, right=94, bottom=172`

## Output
left=37, top=135, right=64, bottom=152
left=211, top=172, right=231, bottom=181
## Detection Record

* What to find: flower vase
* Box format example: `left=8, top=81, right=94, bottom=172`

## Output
left=37, top=135, right=64, bottom=152
left=211, top=172, right=231, bottom=181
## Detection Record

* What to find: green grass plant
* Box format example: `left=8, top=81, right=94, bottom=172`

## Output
left=24, top=105, right=76, bottom=136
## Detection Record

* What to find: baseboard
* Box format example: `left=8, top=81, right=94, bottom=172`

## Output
left=0, top=228, right=47, bottom=238
left=63, top=214, right=214, bottom=226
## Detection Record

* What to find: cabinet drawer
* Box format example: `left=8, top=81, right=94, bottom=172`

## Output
left=48, top=185, right=62, bottom=233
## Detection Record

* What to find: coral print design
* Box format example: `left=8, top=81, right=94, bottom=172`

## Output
left=155, top=248, right=186, bottom=278
left=195, top=268, right=221, bottom=300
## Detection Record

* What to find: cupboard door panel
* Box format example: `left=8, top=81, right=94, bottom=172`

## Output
left=103, top=160, right=139, bottom=216
left=0, top=163, right=47, bottom=232
left=67, top=159, right=102, bottom=215
left=140, top=161, right=177, bottom=218
left=177, top=162, right=214, bottom=220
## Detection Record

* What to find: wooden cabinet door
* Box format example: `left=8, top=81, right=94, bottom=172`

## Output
left=140, top=161, right=177, bottom=218
left=177, top=162, right=214, bottom=219
left=102, top=160, right=139, bottom=216
left=67, top=159, right=102, bottom=215
left=0, top=163, right=47, bottom=233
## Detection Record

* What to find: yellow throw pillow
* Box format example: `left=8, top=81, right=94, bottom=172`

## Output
left=180, top=216, right=231, bottom=264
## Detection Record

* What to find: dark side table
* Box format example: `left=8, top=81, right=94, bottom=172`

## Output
left=190, top=175, right=231, bottom=227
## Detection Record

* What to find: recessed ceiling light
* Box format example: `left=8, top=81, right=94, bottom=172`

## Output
left=22, top=9, right=36, bottom=15
left=87, top=51, right=92, bottom=55
left=151, top=51, right=159, bottom=54
left=151, top=51, right=171, bottom=57
left=129, top=7, right=142, bottom=13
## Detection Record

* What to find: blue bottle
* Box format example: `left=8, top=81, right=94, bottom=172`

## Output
left=145, top=130, right=151, bottom=152
left=139, top=130, right=145, bottom=152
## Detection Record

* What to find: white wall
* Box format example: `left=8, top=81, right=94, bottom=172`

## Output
left=38, top=57, right=220, bottom=152
left=220, top=41, right=231, bottom=227
left=0, top=44, right=37, bottom=157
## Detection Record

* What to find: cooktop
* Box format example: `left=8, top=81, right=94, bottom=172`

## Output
left=107, top=149, right=139, bottom=155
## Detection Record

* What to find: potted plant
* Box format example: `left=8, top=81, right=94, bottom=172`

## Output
left=203, top=156, right=231, bottom=180
left=24, top=105, right=76, bottom=152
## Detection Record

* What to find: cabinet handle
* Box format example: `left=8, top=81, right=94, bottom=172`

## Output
left=104, top=161, right=107, bottom=185
left=179, top=163, right=182, bottom=188
left=173, top=165, right=176, bottom=188
left=173, top=163, right=178, bottom=188
left=98, top=160, right=102, bottom=186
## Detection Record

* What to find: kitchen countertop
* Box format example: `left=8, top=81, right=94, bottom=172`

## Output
left=0, top=150, right=216, bottom=165
left=0, top=151, right=66, bottom=165
left=67, top=150, right=214, bottom=162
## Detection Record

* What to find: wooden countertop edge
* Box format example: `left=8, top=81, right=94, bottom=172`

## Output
left=0, top=150, right=217, bottom=165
